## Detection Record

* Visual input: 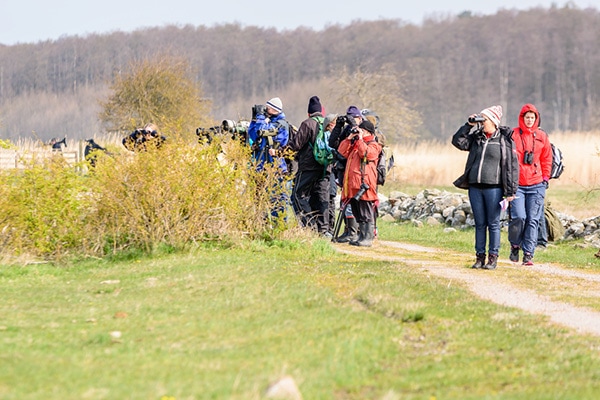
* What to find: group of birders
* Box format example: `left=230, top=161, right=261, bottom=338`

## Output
left=452, top=103, right=560, bottom=269
left=116, top=99, right=594, bottom=264
left=241, top=95, right=386, bottom=247
left=115, top=97, right=377, bottom=243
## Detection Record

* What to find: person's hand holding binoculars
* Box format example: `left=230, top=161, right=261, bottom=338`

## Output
left=349, top=126, right=363, bottom=141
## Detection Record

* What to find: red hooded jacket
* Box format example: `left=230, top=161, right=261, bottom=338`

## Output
left=338, top=134, right=381, bottom=201
left=513, top=104, right=553, bottom=186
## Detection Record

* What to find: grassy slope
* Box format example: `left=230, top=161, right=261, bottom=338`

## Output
left=1, top=239, right=600, bottom=399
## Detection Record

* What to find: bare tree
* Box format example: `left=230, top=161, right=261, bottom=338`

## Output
left=330, top=65, right=423, bottom=143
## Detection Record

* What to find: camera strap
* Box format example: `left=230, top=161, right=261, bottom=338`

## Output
left=519, top=128, right=536, bottom=154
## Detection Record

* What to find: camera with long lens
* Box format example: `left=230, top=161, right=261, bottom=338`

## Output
left=523, top=151, right=534, bottom=165
left=221, top=119, right=237, bottom=133
left=468, top=115, right=486, bottom=123
left=353, top=182, right=370, bottom=200
left=252, top=104, right=267, bottom=119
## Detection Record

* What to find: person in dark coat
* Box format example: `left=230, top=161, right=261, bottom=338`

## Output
left=289, top=96, right=331, bottom=235
left=452, top=105, right=519, bottom=270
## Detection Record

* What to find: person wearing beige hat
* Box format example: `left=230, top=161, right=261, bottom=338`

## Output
left=452, top=105, right=519, bottom=270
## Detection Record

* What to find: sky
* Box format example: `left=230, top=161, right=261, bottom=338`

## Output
left=1, top=0, right=598, bottom=45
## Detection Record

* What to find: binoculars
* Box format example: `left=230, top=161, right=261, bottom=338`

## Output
left=252, top=104, right=267, bottom=119
left=468, top=115, right=485, bottom=123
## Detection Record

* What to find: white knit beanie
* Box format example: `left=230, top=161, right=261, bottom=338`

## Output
left=480, top=105, right=503, bottom=127
left=266, top=97, right=283, bottom=113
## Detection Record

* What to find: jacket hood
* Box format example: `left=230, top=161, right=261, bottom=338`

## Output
left=518, top=103, right=540, bottom=134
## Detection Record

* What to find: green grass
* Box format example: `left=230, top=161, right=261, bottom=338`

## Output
left=1, top=240, right=600, bottom=399
left=377, top=219, right=600, bottom=271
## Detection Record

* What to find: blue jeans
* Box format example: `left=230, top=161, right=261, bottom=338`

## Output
left=468, top=186, right=503, bottom=255
left=509, top=183, right=546, bottom=255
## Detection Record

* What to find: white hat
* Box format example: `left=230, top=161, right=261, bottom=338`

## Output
left=266, top=97, right=283, bottom=113
left=480, top=105, right=503, bottom=127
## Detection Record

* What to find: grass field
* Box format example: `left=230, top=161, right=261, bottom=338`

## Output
left=1, top=237, right=600, bottom=399
left=1, top=131, right=600, bottom=399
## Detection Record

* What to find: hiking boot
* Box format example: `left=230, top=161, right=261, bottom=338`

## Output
left=509, top=245, right=520, bottom=263
left=522, top=253, right=534, bottom=266
left=483, top=253, right=498, bottom=270
left=351, top=222, right=374, bottom=247
left=471, top=253, right=486, bottom=269
left=336, top=218, right=359, bottom=243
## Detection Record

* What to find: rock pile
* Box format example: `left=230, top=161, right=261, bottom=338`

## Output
left=376, top=189, right=600, bottom=248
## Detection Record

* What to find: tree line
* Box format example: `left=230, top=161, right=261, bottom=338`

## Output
left=0, top=3, right=598, bottom=143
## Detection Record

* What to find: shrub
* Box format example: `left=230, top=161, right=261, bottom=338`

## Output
left=0, top=154, right=93, bottom=260
left=0, top=138, right=295, bottom=261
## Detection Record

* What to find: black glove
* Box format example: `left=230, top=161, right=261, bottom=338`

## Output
left=543, top=179, right=549, bottom=189
left=335, top=115, right=346, bottom=127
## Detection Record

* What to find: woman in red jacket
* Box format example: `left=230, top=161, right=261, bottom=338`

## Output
left=337, top=119, right=382, bottom=247
left=509, top=103, right=553, bottom=266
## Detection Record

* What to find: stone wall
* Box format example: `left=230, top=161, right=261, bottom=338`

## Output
left=377, top=189, right=600, bottom=248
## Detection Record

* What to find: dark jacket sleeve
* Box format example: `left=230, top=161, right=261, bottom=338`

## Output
left=452, top=124, right=478, bottom=189
left=289, top=118, right=315, bottom=152
left=451, top=123, right=476, bottom=151
left=291, top=117, right=323, bottom=171
left=501, top=127, right=519, bottom=197
left=329, top=124, right=351, bottom=150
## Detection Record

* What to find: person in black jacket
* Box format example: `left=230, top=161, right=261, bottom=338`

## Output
left=289, top=96, right=331, bottom=235
left=452, top=105, right=519, bottom=270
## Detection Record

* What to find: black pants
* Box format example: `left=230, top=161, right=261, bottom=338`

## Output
left=349, top=199, right=376, bottom=224
left=292, top=169, right=330, bottom=232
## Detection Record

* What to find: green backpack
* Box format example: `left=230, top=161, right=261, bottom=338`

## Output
left=310, top=116, right=334, bottom=166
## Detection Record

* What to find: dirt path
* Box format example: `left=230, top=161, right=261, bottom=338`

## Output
left=334, top=240, right=600, bottom=337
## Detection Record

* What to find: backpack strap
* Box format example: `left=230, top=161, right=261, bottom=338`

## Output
left=310, top=116, right=324, bottom=144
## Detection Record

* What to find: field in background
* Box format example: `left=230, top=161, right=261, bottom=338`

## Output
left=4, top=131, right=599, bottom=218
left=387, top=131, right=600, bottom=219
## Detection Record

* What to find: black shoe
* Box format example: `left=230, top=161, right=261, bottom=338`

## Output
left=509, top=246, right=520, bottom=263
left=522, top=253, right=534, bottom=266
left=471, top=253, right=486, bottom=269
left=483, top=253, right=498, bottom=270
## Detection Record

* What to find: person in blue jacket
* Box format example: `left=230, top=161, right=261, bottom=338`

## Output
left=248, top=97, right=289, bottom=173
left=248, top=97, right=291, bottom=219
